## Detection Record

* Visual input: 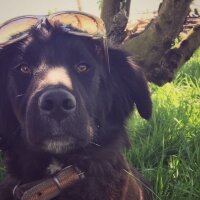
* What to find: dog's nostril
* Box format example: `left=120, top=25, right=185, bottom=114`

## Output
left=63, top=99, right=70, bottom=110
left=42, top=99, right=54, bottom=111
left=62, top=99, right=75, bottom=110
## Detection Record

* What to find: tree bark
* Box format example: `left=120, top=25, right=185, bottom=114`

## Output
left=100, top=0, right=200, bottom=85
left=76, top=0, right=82, bottom=11
left=101, top=0, right=121, bottom=33
left=159, top=22, right=200, bottom=83
left=177, top=23, right=200, bottom=66
left=121, top=0, right=193, bottom=85
left=101, top=0, right=131, bottom=44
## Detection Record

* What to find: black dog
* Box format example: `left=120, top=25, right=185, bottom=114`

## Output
left=0, top=19, right=152, bottom=200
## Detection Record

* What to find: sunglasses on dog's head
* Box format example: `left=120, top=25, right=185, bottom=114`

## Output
left=0, top=11, right=106, bottom=45
left=0, top=11, right=110, bottom=69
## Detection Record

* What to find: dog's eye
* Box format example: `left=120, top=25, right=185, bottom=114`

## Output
left=20, top=65, right=32, bottom=75
left=75, top=63, right=89, bottom=73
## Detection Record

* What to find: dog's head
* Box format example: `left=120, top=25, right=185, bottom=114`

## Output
left=0, top=21, right=151, bottom=154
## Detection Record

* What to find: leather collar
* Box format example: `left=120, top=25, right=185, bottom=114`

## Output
left=13, top=165, right=84, bottom=200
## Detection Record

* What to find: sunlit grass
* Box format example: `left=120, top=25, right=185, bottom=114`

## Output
left=126, top=49, right=200, bottom=199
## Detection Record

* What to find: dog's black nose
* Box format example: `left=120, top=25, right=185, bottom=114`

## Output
left=38, top=88, right=76, bottom=121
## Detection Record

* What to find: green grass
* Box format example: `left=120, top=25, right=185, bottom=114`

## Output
left=0, top=154, right=5, bottom=181
left=126, top=49, right=200, bottom=199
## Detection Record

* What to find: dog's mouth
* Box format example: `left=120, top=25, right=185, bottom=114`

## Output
left=42, top=135, right=77, bottom=154
left=26, top=115, right=95, bottom=154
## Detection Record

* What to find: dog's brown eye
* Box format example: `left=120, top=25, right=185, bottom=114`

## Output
left=20, top=65, right=32, bottom=75
left=75, top=63, right=89, bottom=73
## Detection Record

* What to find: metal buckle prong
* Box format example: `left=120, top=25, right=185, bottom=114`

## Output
left=13, top=183, right=23, bottom=199
left=53, top=176, right=62, bottom=191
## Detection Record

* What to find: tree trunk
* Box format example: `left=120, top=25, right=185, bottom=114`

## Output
left=159, top=22, right=200, bottom=81
left=101, top=0, right=131, bottom=44
left=101, top=0, right=200, bottom=86
left=76, top=0, right=82, bottom=11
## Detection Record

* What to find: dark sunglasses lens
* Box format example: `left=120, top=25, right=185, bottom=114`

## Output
left=50, top=13, right=105, bottom=37
left=0, top=18, right=37, bottom=45
left=0, top=12, right=110, bottom=72
left=50, top=12, right=109, bottom=71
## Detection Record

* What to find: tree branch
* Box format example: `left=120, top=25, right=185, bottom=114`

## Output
left=122, top=0, right=193, bottom=85
left=101, top=0, right=131, bottom=44
left=154, top=22, right=200, bottom=84
left=107, top=9, right=128, bottom=45
left=101, top=0, right=121, bottom=33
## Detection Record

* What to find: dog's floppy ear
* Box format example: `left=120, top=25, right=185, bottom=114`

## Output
left=108, top=48, right=152, bottom=120
left=0, top=45, right=19, bottom=150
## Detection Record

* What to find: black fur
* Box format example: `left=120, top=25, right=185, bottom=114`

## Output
left=0, top=23, right=152, bottom=199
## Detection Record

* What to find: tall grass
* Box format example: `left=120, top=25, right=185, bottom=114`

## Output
left=126, top=49, right=200, bottom=199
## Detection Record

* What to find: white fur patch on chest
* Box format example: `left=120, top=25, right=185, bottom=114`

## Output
left=47, top=158, right=63, bottom=175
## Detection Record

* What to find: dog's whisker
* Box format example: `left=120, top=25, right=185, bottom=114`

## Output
left=90, top=142, right=102, bottom=147
left=16, top=94, right=25, bottom=98
left=123, top=169, right=161, bottom=200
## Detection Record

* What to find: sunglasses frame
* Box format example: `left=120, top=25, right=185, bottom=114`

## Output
left=0, top=11, right=110, bottom=71
left=0, top=11, right=106, bottom=46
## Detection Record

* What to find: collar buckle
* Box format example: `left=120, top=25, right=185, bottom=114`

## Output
left=13, top=165, right=84, bottom=200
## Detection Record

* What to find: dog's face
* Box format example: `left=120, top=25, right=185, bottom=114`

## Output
left=0, top=24, right=152, bottom=154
